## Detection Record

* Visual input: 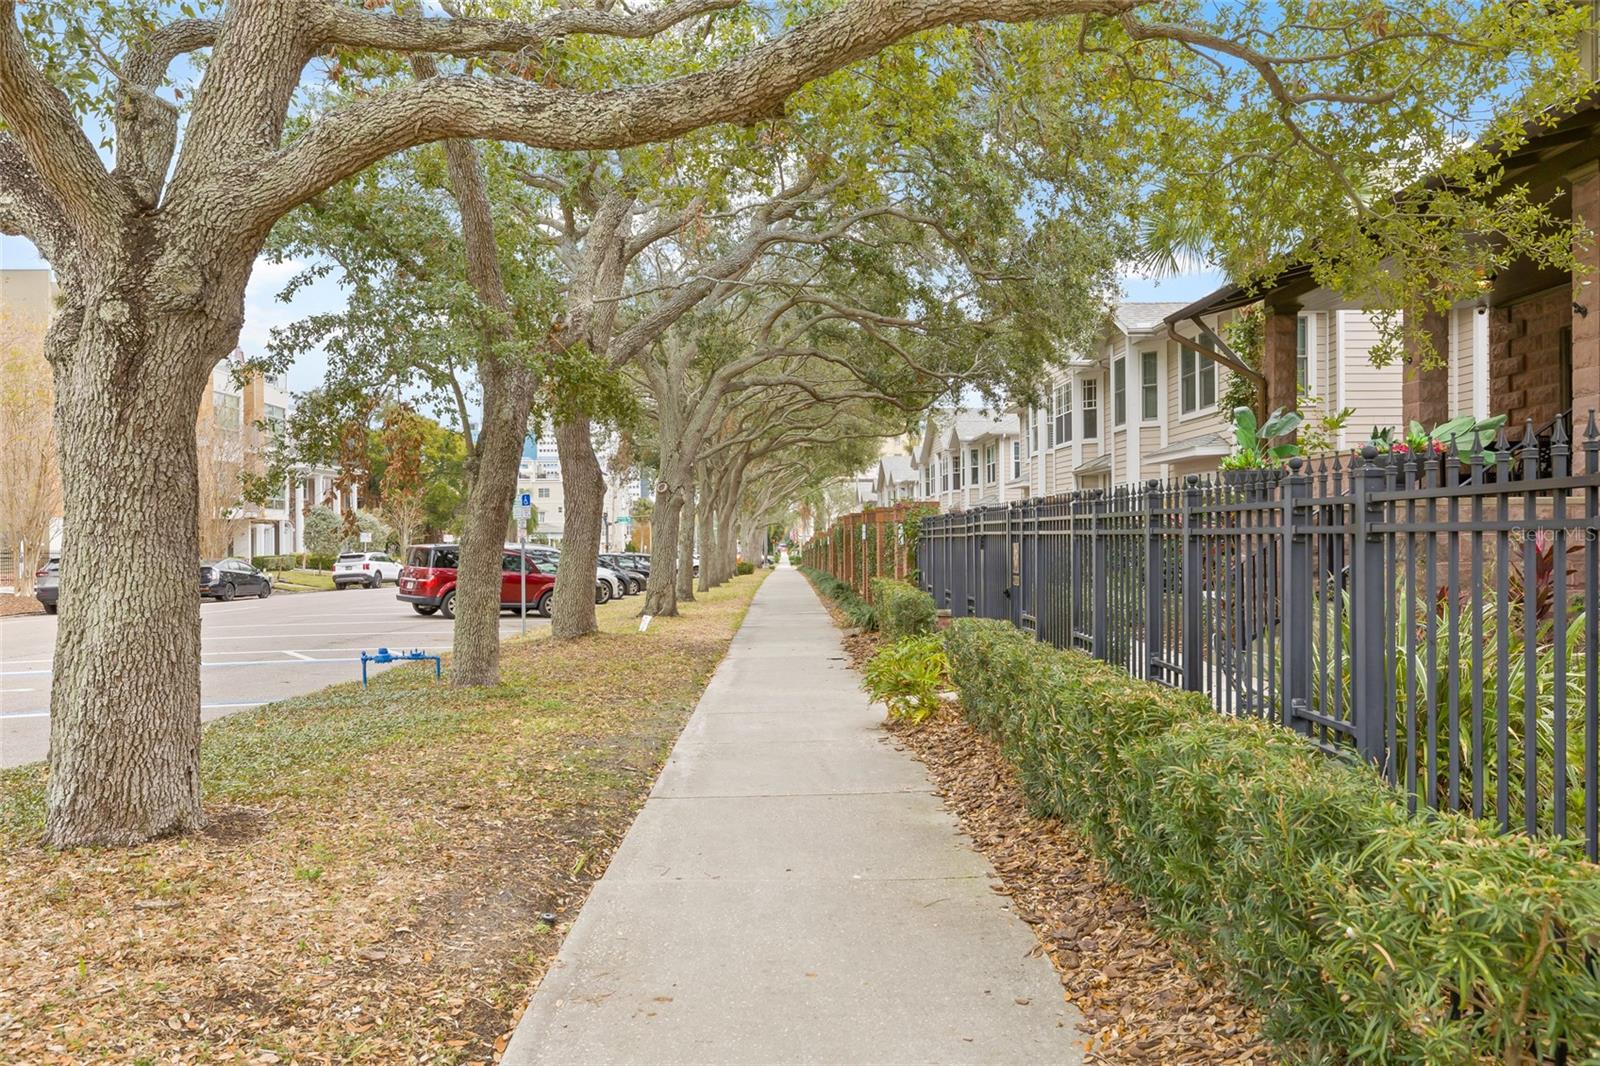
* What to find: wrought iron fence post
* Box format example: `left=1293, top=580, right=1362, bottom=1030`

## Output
left=1091, top=489, right=1109, bottom=661
left=1280, top=458, right=1312, bottom=734
left=1349, top=445, right=1389, bottom=767
left=1181, top=475, right=1203, bottom=692
left=1142, top=480, right=1163, bottom=681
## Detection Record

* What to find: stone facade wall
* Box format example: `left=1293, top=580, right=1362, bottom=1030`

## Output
left=1401, top=308, right=1450, bottom=427
left=1571, top=164, right=1600, bottom=421
left=1489, top=286, right=1570, bottom=430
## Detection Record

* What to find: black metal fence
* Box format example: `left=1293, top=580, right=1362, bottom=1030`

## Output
left=919, top=417, right=1600, bottom=859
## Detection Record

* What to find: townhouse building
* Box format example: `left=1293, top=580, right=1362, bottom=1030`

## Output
left=1010, top=299, right=1401, bottom=498
left=911, top=409, right=1025, bottom=511
left=872, top=453, right=919, bottom=505
left=201, top=353, right=350, bottom=559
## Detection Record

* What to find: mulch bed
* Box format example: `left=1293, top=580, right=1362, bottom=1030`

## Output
left=0, top=576, right=767, bottom=1064
left=887, top=708, right=1270, bottom=1064
left=0, top=593, right=45, bottom=617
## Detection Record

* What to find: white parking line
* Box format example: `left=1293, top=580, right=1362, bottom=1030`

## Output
left=2, top=700, right=269, bottom=721
left=284, top=650, right=314, bottom=660
left=0, top=652, right=440, bottom=676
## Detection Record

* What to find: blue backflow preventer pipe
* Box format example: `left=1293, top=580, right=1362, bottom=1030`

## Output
left=360, top=647, right=443, bottom=687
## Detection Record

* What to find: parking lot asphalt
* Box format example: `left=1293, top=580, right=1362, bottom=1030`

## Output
left=0, top=586, right=537, bottom=768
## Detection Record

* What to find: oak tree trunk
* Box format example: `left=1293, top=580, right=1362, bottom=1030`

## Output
left=641, top=482, right=681, bottom=617
left=695, top=483, right=714, bottom=593
left=718, top=491, right=741, bottom=582
left=550, top=415, right=604, bottom=639
left=676, top=486, right=697, bottom=603
left=44, top=255, right=250, bottom=847
left=450, top=359, right=533, bottom=686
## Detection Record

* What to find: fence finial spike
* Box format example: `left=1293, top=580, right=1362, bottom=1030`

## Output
left=1587, top=409, right=1600, bottom=441
left=1551, top=412, right=1569, bottom=446
left=1521, top=417, right=1538, bottom=453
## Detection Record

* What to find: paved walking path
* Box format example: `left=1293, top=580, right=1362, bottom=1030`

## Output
left=503, top=566, right=1084, bottom=1065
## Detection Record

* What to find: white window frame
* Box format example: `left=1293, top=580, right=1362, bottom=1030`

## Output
left=1111, top=356, right=1126, bottom=427
left=1180, top=345, right=1218, bottom=418
left=940, top=455, right=949, bottom=493
left=1296, top=313, right=1314, bottom=393
left=1081, top=376, right=1100, bottom=440
left=1053, top=381, right=1073, bottom=446
left=1011, top=440, right=1021, bottom=480
left=968, top=447, right=980, bottom=486
left=983, top=442, right=998, bottom=484
left=1140, top=350, right=1160, bottom=422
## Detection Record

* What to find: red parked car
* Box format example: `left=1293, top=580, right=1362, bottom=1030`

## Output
left=397, top=544, right=554, bottom=619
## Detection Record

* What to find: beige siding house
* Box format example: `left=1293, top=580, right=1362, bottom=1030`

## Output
left=911, top=409, right=1021, bottom=511
left=1007, top=299, right=1407, bottom=498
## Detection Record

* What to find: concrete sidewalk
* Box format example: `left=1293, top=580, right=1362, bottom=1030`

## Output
left=503, top=566, right=1084, bottom=1065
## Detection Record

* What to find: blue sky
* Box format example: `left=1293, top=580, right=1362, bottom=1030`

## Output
left=4, top=233, right=1225, bottom=399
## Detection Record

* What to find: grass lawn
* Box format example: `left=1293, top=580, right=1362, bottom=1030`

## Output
left=0, top=571, right=768, bottom=1063
left=268, top=568, right=335, bottom=591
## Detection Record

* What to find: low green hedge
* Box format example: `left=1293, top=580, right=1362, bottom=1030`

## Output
left=870, top=578, right=935, bottom=640
left=800, top=566, right=877, bottom=630
left=944, top=618, right=1600, bottom=1063
left=252, top=554, right=305, bottom=571
left=735, top=560, right=755, bottom=576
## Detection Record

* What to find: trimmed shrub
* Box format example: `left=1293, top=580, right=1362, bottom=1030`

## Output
left=871, top=578, right=936, bottom=640
left=863, top=635, right=947, bottom=723
left=251, top=554, right=301, bottom=571
left=801, top=566, right=877, bottom=630
left=304, top=554, right=335, bottom=571
left=735, top=560, right=755, bottom=576
left=942, top=617, right=1600, bottom=1063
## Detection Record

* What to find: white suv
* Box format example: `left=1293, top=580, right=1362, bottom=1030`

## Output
left=333, top=551, right=403, bottom=589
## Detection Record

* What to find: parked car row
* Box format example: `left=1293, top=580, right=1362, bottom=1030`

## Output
left=31, top=548, right=660, bottom=618
left=396, top=544, right=657, bottom=620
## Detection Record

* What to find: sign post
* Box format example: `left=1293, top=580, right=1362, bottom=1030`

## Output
left=513, top=492, right=533, bottom=637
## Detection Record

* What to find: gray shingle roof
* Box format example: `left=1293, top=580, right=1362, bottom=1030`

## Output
left=879, top=453, right=916, bottom=482
left=948, top=409, right=1016, bottom=444
left=1114, top=301, right=1192, bottom=334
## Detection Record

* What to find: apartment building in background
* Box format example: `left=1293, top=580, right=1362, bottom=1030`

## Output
left=199, top=352, right=350, bottom=559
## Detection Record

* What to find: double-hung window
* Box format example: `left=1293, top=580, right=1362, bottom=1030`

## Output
left=1053, top=381, right=1072, bottom=445
left=1111, top=357, right=1126, bottom=427
left=1081, top=377, right=1100, bottom=439
left=1180, top=345, right=1218, bottom=414
left=1296, top=314, right=1311, bottom=391
left=968, top=447, right=980, bottom=486
left=940, top=455, right=950, bottom=492
left=924, top=464, right=934, bottom=497
left=1011, top=440, right=1021, bottom=480
left=983, top=443, right=997, bottom=484
left=1140, top=351, right=1159, bottom=421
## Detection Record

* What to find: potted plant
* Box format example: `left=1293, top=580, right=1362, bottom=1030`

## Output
left=1220, top=406, right=1304, bottom=484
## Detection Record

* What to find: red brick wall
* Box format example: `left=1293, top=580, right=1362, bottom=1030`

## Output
left=1489, top=287, right=1569, bottom=430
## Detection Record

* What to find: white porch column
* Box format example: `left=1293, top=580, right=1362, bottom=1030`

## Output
left=291, top=478, right=305, bottom=552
